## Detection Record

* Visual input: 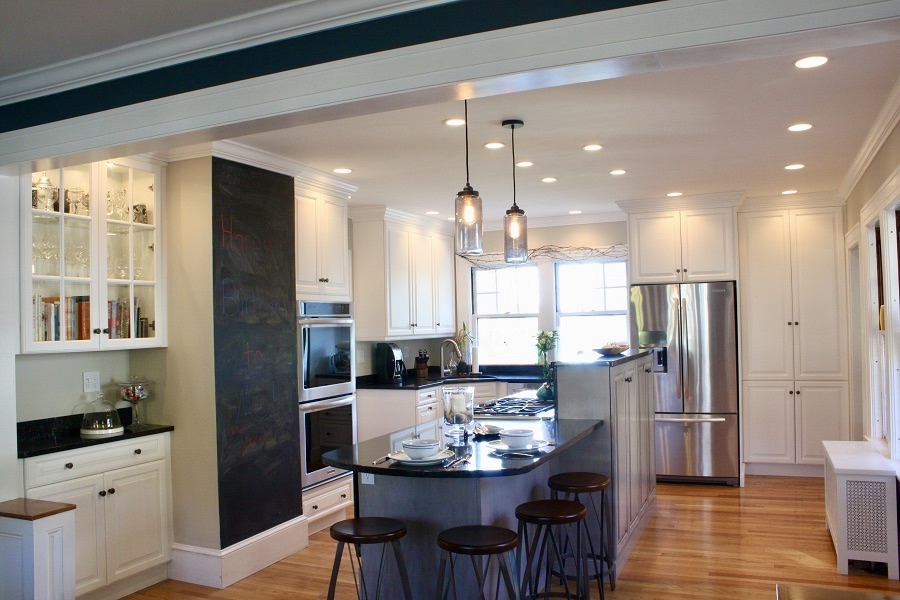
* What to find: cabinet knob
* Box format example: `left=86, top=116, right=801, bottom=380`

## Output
left=676, top=269, right=681, bottom=273
left=683, top=269, right=687, bottom=273
left=625, top=376, right=633, bottom=383
left=312, top=505, right=318, bottom=511
left=789, top=390, right=794, bottom=395
left=341, top=493, right=347, bottom=499
left=108, top=488, right=116, bottom=495
left=99, top=490, right=107, bottom=497
left=323, top=278, right=329, bottom=283
left=65, top=462, right=74, bottom=469
left=103, top=328, right=110, bottom=335
left=794, top=321, right=799, bottom=325
left=92, top=328, right=101, bottom=335
left=795, top=390, right=801, bottom=395
left=134, top=449, right=142, bottom=455
left=787, top=322, right=792, bottom=326
left=645, top=368, right=651, bottom=373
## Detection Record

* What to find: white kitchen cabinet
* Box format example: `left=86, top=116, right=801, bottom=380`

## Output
left=303, top=475, right=353, bottom=535
left=742, top=380, right=848, bottom=465
left=295, top=186, right=351, bottom=301
left=24, top=433, right=172, bottom=596
left=350, top=207, right=455, bottom=340
left=626, top=207, right=736, bottom=284
left=20, top=158, right=167, bottom=353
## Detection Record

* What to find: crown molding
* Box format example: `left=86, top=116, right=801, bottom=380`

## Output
left=616, top=191, right=745, bottom=214
left=349, top=204, right=454, bottom=233
left=839, top=76, right=900, bottom=201
left=483, top=210, right=626, bottom=231
left=738, top=190, right=845, bottom=212
left=0, top=0, right=448, bottom=105
left=859, top=162, right=900, bottom=226
left=160, top=140, right=358, bottom=195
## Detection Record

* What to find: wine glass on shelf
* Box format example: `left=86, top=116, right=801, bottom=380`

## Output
left=67, top=188, right=84, bottom=215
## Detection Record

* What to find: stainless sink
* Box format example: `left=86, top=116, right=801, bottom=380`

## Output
left=440, top=374, right=497, bottom=382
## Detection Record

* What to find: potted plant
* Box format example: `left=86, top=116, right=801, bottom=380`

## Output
left=535, top=329, right=559, bottom=399
left=455, top=323, right=475, bottom=374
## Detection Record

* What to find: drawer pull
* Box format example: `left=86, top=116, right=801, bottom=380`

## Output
left=312, top=505, right=318, bottom=510
left=108, top=488, right=116, bottom=495
left=65, top=462, right=74, bottom=469
left=134, top=449, right=142, bottom=455
left=341, top=493, right=347, bottom=499
left=99, top=490, right=107, bottom=497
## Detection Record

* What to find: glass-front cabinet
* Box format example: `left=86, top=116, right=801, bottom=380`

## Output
left=21, top=158, right=166, bottom=353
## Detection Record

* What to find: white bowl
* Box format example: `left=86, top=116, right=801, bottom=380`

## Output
left=401, top=438, right=441, bottom=459
left=499, top=429, right=535, bottom=449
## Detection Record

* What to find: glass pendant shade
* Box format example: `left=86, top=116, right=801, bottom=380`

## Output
left=504, top=206, right=527, bottom=263
left=455, top=185, right=483, bottom=255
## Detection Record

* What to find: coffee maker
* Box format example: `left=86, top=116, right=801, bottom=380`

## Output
left=375, top=342, right=406, bottom=384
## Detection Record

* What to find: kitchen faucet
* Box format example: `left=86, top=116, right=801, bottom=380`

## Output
left=441, top=339, right=462, bottom=377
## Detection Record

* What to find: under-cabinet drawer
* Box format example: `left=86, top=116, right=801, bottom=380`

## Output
left=303, top=479, right=353, bottom=519
left=417, top=401, right=440, bottom=425
left=25, top=434, right=166, bottom=489
left=417, top=389, right=438, bottom=406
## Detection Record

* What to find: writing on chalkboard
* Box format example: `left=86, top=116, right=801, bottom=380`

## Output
left=220, top=213, right=273, bottom=256
left=221, top=278, right=290, bottom=319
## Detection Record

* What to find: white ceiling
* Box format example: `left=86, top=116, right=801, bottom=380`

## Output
left=3, top=1, right=900, bottom=226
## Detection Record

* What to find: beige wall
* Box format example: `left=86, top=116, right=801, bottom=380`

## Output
left=846, top=122, right=900, bottom=229
left=483, top=220, right=626, bottom=252
left=133, top=157, right=221, bottom=549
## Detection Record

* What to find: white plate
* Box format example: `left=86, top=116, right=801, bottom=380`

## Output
left=388, top=448, right=454, bottom=465
left=487, top=440, right=549, bottom=453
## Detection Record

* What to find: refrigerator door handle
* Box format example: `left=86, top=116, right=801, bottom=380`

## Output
left=680, top=296, right=689, bottom=399
left=655, top=416, right=727, bottom=423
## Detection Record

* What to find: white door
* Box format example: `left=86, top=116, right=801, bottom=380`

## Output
left=320, top=197, right=350, bottom=299
left=27, top=474, right=107, bottom=594
left=433, top=233, right=456, bottom=335
left=680, top=208, right=736, bottom=281
left=628, top=211, right=681, bottom=283
left=104, top=461, right=169, bottom=583
left=738, top=211, right=795, bottom=380
left=742, top=381, right=795, bottom=463
left=790, top=208, right=847, bottom=381
left=795, top=381, right=849, bottom=464
left=294, top=193, right=321, bottom=297
left=411, top=230, right=435, bottom=334
left=386, top=224, right=413, bottom=336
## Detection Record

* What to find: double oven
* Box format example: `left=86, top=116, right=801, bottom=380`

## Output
left=298, top=301, right=357, bottom=489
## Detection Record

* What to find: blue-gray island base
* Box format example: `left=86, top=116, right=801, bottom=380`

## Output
left=323, top=418, right=603, bottom=597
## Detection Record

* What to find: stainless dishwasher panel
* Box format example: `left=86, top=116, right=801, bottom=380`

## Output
left=655, top=413, right=739, bottom=481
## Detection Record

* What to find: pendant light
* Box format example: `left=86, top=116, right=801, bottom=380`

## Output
left=454, top=100, right=483, bottom=255
left=503, top=119, right=528, bottom=263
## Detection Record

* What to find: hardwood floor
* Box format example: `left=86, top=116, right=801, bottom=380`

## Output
left=127, top=476, right=900, bottom=599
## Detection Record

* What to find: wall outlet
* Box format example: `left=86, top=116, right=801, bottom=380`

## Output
left=83, top=371, right=100, bottom=393
left=361, top=473, right=375, bottom=485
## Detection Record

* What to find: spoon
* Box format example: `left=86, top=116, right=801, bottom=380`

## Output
left=445, top=453, right=472, bottom=469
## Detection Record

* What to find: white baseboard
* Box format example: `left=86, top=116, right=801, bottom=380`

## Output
left=168, top=516, right=309, bottom=589
left=744, top=462, right=824, bottom=478
left=78, top=564, right=168, bottom=600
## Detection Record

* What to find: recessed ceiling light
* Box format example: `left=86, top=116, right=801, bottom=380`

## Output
left=784, top=164, right=805, bottom=170
left=569, top=210, right=583, bottom=215
left=447, top=217, right=454, bottom=221
left=610, top=169, right=626, bottom=176
left=788, top=123, right=813, bottom=132
left=333, top=167, right=352, bottom=174
left=542, top=177, right=557, bottom=183
left=782, top=190, right=798, bottom=195
left=667, top=192, right=683, bottom=197
left=485, top=142, right=504, bottom=149
left=516, top=161, right=534, bottom=167
left=425, top=211, right=440, bottom=215
left=794, top=56, right=828, bottom=69
left=444, top=118, right=465, bottom=127
left=583, top=144, right=602, bottom=152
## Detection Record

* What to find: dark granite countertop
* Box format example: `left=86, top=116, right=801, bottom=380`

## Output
left=322, top=418, right=602, bottom=478
left=356, top=365, right=545, bottom=390
left=552, top=348, right=650, bottom=368
left=18, top=408, right=174, bottom=458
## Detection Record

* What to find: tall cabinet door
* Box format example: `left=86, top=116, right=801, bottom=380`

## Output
left=790, top=208, right=847, bottom=380
left=294, top=193, right=320, bottom=297
left=738, top=211, right=795, bottom=380
left=385, top=224, right=413, bottom=336
left=320, top=197, right=350, bottom=298
left=433, top=233, right=456, bottom=335
left=742, top=381, right=795, bottom=463
left=795, top=381, right=848, bottom=464
left=628, top=212, right=681, bottom=283
left=680, top=208, right=736, bottom=282
left=612, top=366, right=630, bottom=541
left=411, top=230, right=435, bottom=334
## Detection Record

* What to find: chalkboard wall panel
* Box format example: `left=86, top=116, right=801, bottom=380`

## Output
left=212, top=157, right=300, bottom=547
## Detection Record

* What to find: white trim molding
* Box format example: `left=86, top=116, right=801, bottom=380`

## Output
left=616, top=191, right=744, bottom=214
left=739, top=191, right=845, bottom=213
left=168, top=515, right=309, bottom=589
left=349, top=204, right=454, bottom=233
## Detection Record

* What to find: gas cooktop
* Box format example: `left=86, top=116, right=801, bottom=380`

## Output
left=474, top=395, right=554, bottom=420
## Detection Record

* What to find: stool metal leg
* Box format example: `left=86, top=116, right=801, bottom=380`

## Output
left=390, top=540, right=413, bottom=600
left=498, top=550, right=520, bottom=600
left=327, top=540, right=345, bottom=600
left=436, top=551, right=450, bottom=600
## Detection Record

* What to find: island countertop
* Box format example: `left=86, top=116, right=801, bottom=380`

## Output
left=322, top=417, right=602, bottom=478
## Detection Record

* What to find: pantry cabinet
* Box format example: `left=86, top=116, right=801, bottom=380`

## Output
left=351, top=207, right=456, bottom=340
left=295, top=185, right=351, bottom=301
left=24, top=433, right=172, bottom=596
left=626, top=206, right=737, bottom=284
left=739, top=203, right=849, bottom=469
left=20, top=158, right=166, bottom=353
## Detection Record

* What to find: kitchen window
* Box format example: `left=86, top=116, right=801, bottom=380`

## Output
left=472, top=265, right=539, bottom=364
left=555, top=260, right=628, bottom=362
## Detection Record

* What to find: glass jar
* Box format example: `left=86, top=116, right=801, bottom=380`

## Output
left=442, top=386, right=474, bottom=446
left=80, top=393, right=124, bottom=438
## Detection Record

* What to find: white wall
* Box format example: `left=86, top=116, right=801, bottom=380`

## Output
left=0, top=171, right=22, bottom=500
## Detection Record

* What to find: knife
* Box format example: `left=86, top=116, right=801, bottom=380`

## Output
left=372, top=454, right=392, bottom=465
left=493, top=450, right=535, bottom=459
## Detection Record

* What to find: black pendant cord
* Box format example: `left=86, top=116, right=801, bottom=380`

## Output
left=464, top=99, right=471, bottom=187
left=510, top=123, right=518, bottom=210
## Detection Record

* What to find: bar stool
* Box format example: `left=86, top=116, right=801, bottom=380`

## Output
left=435, top=525, right=519, bottom=599
left=548, top=471, right=614, bottom=597
left=516, top=499, right=588, bottom=600
left=327, top=517, right=413, bottom=600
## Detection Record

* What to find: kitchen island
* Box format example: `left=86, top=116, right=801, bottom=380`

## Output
left=323, top=418, right=602, bottom=597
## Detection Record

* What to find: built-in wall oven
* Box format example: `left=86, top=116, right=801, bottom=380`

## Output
left=298, top=301, right=357, bottom=489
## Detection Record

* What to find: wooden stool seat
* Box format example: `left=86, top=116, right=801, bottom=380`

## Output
left=330, top=517, right=406, bottom=545
left=548, top=471, right=610, bottom=494
left=437, top=525, right=518, bottom=555
left=516, top=499, right=586, bottom=525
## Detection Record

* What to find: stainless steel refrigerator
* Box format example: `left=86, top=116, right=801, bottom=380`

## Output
left=630, top=281, right=739, bottom=485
